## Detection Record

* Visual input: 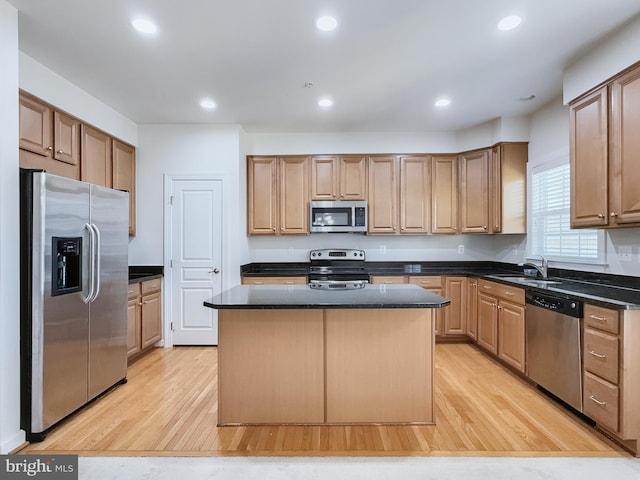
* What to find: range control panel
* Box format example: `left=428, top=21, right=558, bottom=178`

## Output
left=309, top=249, right=365, bottom=260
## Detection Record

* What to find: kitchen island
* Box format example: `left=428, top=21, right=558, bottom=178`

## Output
left=204, top=284, right=449, bottom=426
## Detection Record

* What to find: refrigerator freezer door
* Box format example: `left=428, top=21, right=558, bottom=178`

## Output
left=88, top=184, right=128, bottom=399
left=32, top=172, right=91, bottom=433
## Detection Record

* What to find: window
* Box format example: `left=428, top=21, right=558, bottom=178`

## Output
left=530, top=160, right=603, bottom=263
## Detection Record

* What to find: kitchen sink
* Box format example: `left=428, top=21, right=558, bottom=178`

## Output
left=486, top=275, right=562, bottom=288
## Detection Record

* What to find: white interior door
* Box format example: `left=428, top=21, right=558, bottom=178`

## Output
left=169, top=178, right=223, bottom=345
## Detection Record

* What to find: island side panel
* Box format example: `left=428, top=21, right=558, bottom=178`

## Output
left=325, top=308, right=434, bottom=424
left=218, top=309, right=325, bottom=424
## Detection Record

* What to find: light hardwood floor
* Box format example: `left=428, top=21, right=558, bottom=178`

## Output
left=19, top=343, right=627, bottom=457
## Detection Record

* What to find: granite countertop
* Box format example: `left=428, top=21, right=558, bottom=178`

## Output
left=204, top=284, right=451, bottom=310
left=240, top=261, right=640, bottom=310
left=128, top=265, right=164, bottom=284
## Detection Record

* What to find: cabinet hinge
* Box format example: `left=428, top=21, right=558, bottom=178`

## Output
left=169, top=195, right=175, bottom=205
left=170, top=259, right=174, bottom=268
left=171, top=322, right=174, bottom=331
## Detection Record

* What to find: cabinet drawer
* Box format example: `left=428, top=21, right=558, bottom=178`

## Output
left=408, top=276, right=441, bottom=288
left=584, top=328, right=619, bottom=385
left=584, top=304, right=619, bottom=334
left=141, top=278, right=161, bottom=295
left=371, top=276, right=407, bottom=285
left=584, top=371, right=619, bottom=432
left=477, top=280, right=523, bottom=303
left=127, top=283, right=141, bottom=299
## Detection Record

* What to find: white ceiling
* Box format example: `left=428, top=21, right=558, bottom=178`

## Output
left=8, top=0, right=640, bottom=133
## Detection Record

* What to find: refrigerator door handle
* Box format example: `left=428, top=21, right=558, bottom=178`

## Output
left=90, top=223, right=101, bottom=302
left=83, top=223, right=95, bottom=303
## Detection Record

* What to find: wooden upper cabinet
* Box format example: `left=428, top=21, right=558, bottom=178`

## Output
left=399, top=156, right=430, bottom=233
left=492, top=143, right=527, bottom=234
left=570, top=86, right=609, bottom=228
left=368, top=156, right=398, bottom=233
left=610, top=66, right=640, bottom=226
left=279, top=156, right=309, bottom=235
left=247, top=156, right=278, bottom=234
left=19, top=93, right=51, bottom=156
left=113, top=140, right=136, bottom=236
left=431, top=155, right=458, bottom=234
left=310, top=155, right=366, bottom=200
left=53, top=111, right=80, bottom=167
left=81, top=124, right=112, bottom=187
left=459, top=149, right=490, bottom=233
left=19, top=92, right=80, bottom=179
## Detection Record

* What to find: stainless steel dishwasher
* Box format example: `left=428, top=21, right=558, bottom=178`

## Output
left=525, top=291, right=584, bottom=412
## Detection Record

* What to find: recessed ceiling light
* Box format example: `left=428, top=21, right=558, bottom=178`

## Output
left=315, top=15, right=338, bottom=32
left=497, top=15, right=522, bottom=31
left=131, top=17, right=158, bottom=34
left=318, top=97, right=333, bottom=108
left=434, top=97, right=451, bottom=108
left=200, top=98, right=217, bottom=110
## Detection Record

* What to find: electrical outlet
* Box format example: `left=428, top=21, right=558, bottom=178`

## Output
left=619, top=245, right=633, bottom=261
left=458, top=245, right=464, bottom=254
left=288, top=247, right=294, bottom=256
left=379, top=245, right=387, bottom=254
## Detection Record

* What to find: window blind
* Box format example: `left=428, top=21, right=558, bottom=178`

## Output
left=531, top=163, right=600, bottom=261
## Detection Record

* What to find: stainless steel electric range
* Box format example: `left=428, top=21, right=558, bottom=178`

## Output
left=308, top=249, right=369, bottom=290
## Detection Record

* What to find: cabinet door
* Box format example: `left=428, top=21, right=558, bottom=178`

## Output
left=498, top=300, right=525, bottom=372
left=53, top=111, right=80, bottom=166
left=141, top=291, right=162, bottom=349
left=429, top=288, right=443, bottom=336
left=610, top=66, right=640, bottom=225
left=339, top=156, right=367, bottom=200
left=81, top=124, right=112, bottom=187
left=443, top=277, right=466, bottom=335
left=247, top=156, right=278, bottom=234
left=19, top=93, right=52, bottom=156
left=466, top=278, right=478, bottom=340
left=459, top=150, right=490, bottom=233
left=112, top=140, right=136, bottom=236
left=310, top=156, right=338, bottom=200
left=400, top=156, right=430, bottom=233
left=368, top=156, right=398, bottom=233
left=493, top=143, right=528, bottom=234
left=279, top=156, right=309, bottom=234
left=431, top=155, right=458, bottom=234
left=477, top=293, right=498, bottom=354
left=127, top=297, right=142, bottom=358
left=570, top=87, right=609, bottom=227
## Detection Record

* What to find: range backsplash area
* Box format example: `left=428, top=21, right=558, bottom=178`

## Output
left=248, top=229, right=640, bottom=278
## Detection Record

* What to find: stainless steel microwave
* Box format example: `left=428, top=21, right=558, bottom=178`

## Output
left=309, top=201, right=368, bottom=233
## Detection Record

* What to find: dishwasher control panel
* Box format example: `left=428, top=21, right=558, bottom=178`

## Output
left=525, top=291, right=583, bottom=318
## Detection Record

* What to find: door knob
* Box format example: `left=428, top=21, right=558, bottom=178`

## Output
left=209, top=268, right=220, bottom=274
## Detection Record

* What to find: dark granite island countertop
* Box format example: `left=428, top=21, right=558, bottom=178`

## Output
left=203, top=284, right=450, bottom=310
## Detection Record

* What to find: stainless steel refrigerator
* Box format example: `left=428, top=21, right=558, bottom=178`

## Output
left=20, top=169, right=129, bottom=441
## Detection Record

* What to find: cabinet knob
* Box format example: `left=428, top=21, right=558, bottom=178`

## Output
left=56, top=150, right=63, bottom=155
left=47, top=146, right=53, bottom=151
left=483, top=226, right=487, bottom=230
left=494, top=225, right=499, bottom=229
left=597, top=213, right=605, bottom=219
left=610, top=212, right=618, bottom=218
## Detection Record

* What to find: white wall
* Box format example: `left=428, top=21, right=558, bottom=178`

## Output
left=129, top=124, right=246, bottom=287
left=0, top=0, right=25, bottom=454
left=564, top=14, right=640, bottom=103
left=19, top=53, right=138, bottom=146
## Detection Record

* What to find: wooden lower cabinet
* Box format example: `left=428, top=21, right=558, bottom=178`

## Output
left=466, top=278, right=478, bottom=340
left=370, top=275, right=407, bottom=285
left=128, top=278, right=162, bottom=361
left=241, top=276, right=307, bottom=285
left=497, top=299, right=525, bottom=372
left=477, top=292, right=498, bottom=354
left=476, top=280, right=525, bottom=372
left=443, top=277, right=466, bottom=335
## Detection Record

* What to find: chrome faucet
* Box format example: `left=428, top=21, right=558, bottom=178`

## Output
left=518, top=254, right=548, bottom=279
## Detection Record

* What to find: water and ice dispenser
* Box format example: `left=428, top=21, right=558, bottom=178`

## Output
left=52, top=237, right=82, bottom=296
